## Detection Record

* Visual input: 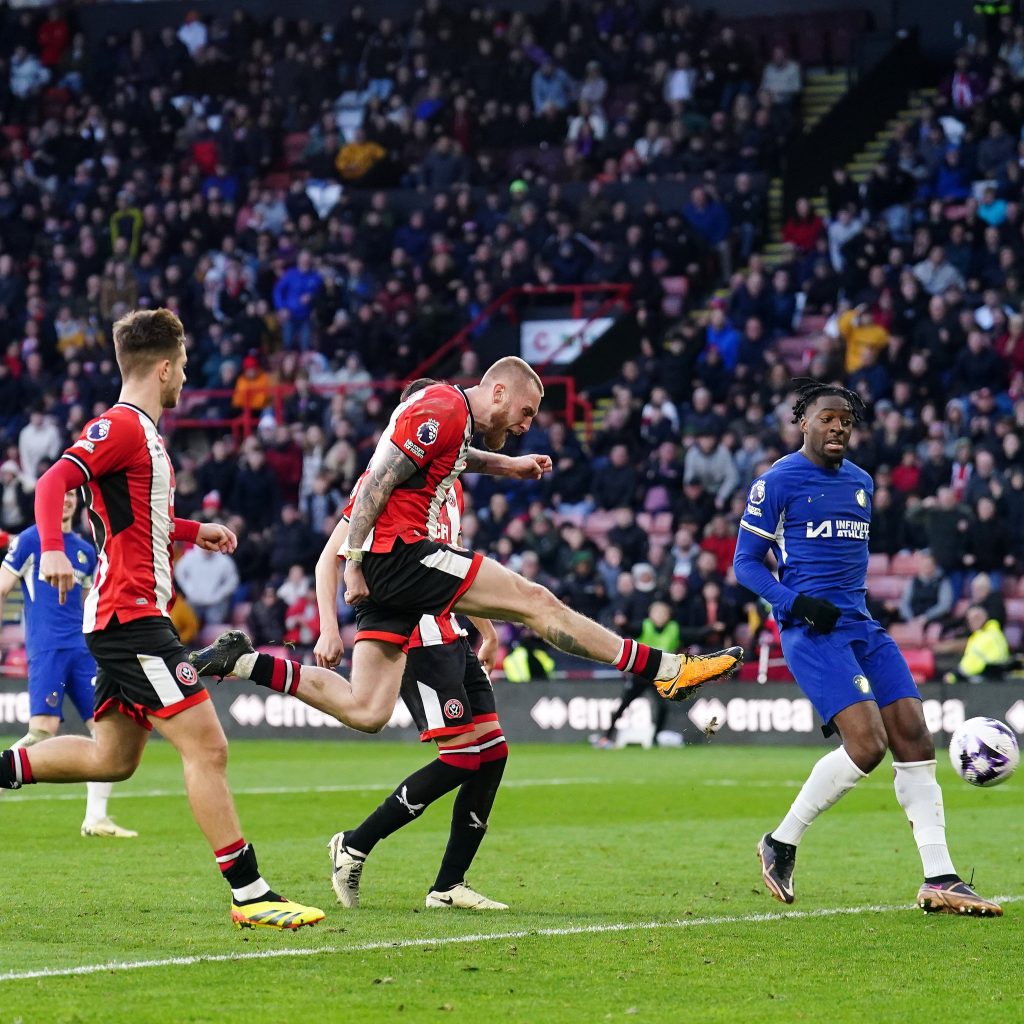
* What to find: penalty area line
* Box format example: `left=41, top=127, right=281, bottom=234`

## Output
left=3, top=895, right=1020, bottom=984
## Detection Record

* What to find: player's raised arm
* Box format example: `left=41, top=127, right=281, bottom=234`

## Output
left=465, top=448, right=553, bottom=479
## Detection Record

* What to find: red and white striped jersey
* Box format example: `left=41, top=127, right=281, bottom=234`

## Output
left=342, top=475, right=467, bottom=650
left=354, top=383, right=474, bottom=554
left=61, top=403, right=177, bottom=633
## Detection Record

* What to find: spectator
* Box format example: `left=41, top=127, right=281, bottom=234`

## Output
left=951, top=606, right=1014, bottom=681
left=782, top=197, right=824, bottom=254
left=898, top=549, right=954, bottom=630
left=232, top=356, right=272, bottom=415
left=18, top=408, right=61, bottom=485
left=248, top=582, right=288, bottom=648
left=684, top=431, right=739, bottom=510
left=272, top=251, right=323, bottom=352
left=173, top=546, right=240, bottom=625
left=760, top=45, right=802, bottom=106
left=592, top=445, right=637, bottom=510
left=532, top=59, right=575, bottom=114
left=0, top=461, right=32, bottom=534
left=839, top=304, right=890, bottom=373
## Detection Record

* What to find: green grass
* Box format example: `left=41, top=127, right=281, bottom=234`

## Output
left=0, top=740, right=1020, bottom=1023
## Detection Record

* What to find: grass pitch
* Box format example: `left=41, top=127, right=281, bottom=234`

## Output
left=0, top=738, right=1019, bottom=1023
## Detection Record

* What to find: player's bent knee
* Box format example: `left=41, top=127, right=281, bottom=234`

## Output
left=519, top=582, right=562, bottom=626
left=848, top=733, right=887, bottom=773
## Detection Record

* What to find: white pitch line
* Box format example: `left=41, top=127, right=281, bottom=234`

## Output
left=0, top=777, right=607, bottom=803
left=2, top=896, right=1020, bottom=984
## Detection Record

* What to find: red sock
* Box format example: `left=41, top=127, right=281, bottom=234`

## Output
left=250, top=654, right=302, bottom=695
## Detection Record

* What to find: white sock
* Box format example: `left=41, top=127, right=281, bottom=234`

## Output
left=657, top=651, right=682, bottom=681
left=772, top=746, right=867, bottom=846
left=893, top=759, right=957, bottom=879
left=84, top=781, right=112, bottom=825
left=233, top=652, right=258, bottom=678
left=231, top=877, right=272, bottom=902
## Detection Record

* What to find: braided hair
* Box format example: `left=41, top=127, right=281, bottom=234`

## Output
left=790, top=378, right=867, bottom=424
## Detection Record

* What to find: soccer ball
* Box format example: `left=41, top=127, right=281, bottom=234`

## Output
left=948, top=717, right=1020, bottom=787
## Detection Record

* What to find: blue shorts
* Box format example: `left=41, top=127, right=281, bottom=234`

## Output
left=780, top=618, right=920, bottom=730
left=27, top=647, right=97, bottom=723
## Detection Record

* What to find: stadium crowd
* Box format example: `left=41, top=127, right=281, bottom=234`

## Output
left=1, top=4, right=1023, bottom=675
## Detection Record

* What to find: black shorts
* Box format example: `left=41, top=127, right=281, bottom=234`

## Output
left=85, top=616, right=209, bottom=730
left=357, top=538, right=484, bottom=646
left=400, top=637, right=496, bottom=742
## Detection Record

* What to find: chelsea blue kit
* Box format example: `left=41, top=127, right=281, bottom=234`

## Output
left=2, top=526, right=98, bottom=721
left=733, top=452, right=919, bottom=729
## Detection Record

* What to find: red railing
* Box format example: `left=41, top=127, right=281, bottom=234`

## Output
left=164, top=375, right=595, bottom=443
left=408, top=283, right=633, bottom=380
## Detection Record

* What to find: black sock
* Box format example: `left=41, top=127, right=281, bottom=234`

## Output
left=925, top=874, right=960, bottom=884
left=0, top=748, right=34, bottom=789
left=346, top=758, right=474, bottom=855
left=767, top=833, right=796, bottom=855
left=217, top=839, right=279, bottom=903
left=433, top=755, right=507, bottom=892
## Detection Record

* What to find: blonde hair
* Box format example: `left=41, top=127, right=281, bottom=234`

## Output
left=481, top=355, right=545, bottom=397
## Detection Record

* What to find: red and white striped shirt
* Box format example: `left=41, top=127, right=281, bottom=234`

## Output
left=355, top=383, right=474, bottom=554
left=342, top=475, right=467, bottom=650
left=61, top=403, right=177, bottom=633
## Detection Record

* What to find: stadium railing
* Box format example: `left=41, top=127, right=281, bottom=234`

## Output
left=406, top=283, right=633, bottom=381
left=164, top=375, right=593, bottom=443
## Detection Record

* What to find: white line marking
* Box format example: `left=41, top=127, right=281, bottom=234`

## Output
left=2, top=896, right=1019, bottom=984
left=0, top=777, right=607, bottom=803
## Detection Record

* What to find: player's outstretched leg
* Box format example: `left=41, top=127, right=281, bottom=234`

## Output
left=189, top=630, right=405, bottom=733
left=454, top=558, right=743, bottom=697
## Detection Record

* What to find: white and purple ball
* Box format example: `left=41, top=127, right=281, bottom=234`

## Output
left=949, top=717, right=1020, bottom=788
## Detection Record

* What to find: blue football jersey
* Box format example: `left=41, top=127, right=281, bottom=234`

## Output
left=1, top=526, right=96, bottom=656
left=737, top=451, right=873, bottom=624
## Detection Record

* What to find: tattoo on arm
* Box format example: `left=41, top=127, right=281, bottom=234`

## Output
left=543, top=624, right=591, bottom=659
left=347, top=444, right=417, bottom=549
left=466, top=447, right=515, bottom=476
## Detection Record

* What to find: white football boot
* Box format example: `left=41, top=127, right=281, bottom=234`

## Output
left=328, top=831, right=366, bottom=908
left=425, top=882, right=508, bottom=910
left=80, top=817, right=138, bottom=838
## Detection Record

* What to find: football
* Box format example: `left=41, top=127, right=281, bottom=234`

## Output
left=949, top=717, right=1020, bottom=788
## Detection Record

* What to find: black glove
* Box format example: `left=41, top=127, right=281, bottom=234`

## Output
left=792, top=594, right=841, bottom=633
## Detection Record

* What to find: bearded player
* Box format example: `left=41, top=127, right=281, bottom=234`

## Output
left=733, top=379, right=1001, bottom=917
left=192, top=357, right=742, bottom=736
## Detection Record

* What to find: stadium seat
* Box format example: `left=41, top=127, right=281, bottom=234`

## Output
left=3, top=647, right=27, bottom=675
left=199, top=623, right=233, bottom=646
left=903, top=648, right=935, bottom=683
left=231, top=602, right=252, bottom=626
left=889, top=553, right=918, bottom=577
left=889, top=620, right=925, bottom=647
left=867, top=553, right=889, bottom=575
left=798, top=314, right=828, bottom=335
left=868, top=576, right=906, bottom=601
left=1005, top=598, right=1024, bottom=623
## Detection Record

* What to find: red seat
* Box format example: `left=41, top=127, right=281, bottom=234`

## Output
left=868, top=553, right=889, bottom=575
left=903, top=648, right=935, bottom=683
left=890, top=552, right=918, bottom=577
left=1005, top=598, right=1024, bottom=623
left=868, top=576, right=906, bottom=602
left=889, top=620, right=925, bottom=647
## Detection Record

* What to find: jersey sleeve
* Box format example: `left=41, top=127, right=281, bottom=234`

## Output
left=62, top=412, right=142, bottom=481
left=1, top=531, right=33, bottom=578
left=388, top=390, right=467, bottom=470
left=739, top=471, right=786, bottom=542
